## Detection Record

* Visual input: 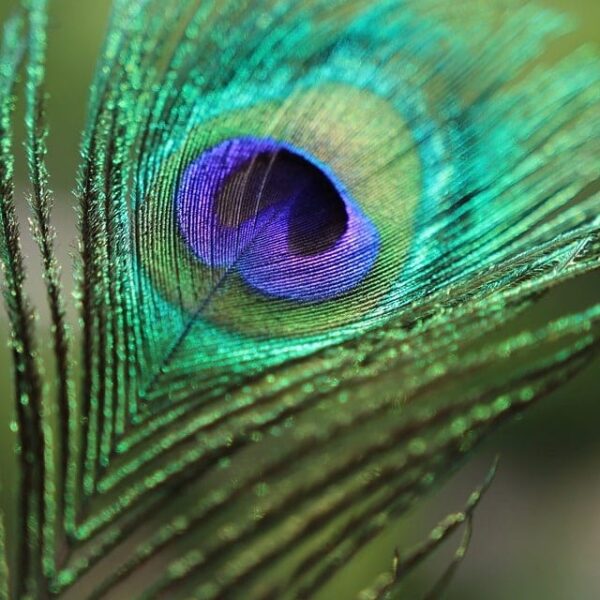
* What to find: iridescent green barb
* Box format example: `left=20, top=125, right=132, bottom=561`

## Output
left=0, top=9, right=48, bottom=599
left=0, top=0, right=599, bottom=598
left=360, top=458, right=498, bottom=600
left=23, top=0, right=74, bottom=580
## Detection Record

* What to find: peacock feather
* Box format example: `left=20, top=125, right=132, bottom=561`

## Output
left=0, top=0, right=598, bottom=597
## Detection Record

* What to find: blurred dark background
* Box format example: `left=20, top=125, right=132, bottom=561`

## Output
left=0, top=1, right=598, bottom=598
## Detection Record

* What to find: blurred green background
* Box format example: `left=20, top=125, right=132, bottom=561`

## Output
left=0, top=1, right=598, bottom=598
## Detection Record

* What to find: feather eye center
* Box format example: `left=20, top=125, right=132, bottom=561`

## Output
left=176, top=137, right=380, bottom=302
left=215, top=148, right=349, bottom=256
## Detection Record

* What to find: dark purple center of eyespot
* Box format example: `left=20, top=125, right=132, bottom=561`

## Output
left=176, top=137, right=380, bottom=302
left=215, top=149, right=349, bottom=256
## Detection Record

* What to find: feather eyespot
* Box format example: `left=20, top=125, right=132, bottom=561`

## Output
left=138, top=85, right=421, bottom=339
left=176, top=137, right=380, bottom=302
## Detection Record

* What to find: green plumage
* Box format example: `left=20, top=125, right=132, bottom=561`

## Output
left=0, top=0, right=599, bottom=598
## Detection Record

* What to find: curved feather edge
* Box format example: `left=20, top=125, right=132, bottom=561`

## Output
left=0, top=9, right=48, bottom=598
left=23, top=0, right=75, bottom=569
left=359, top=457, right=498, bottom=600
